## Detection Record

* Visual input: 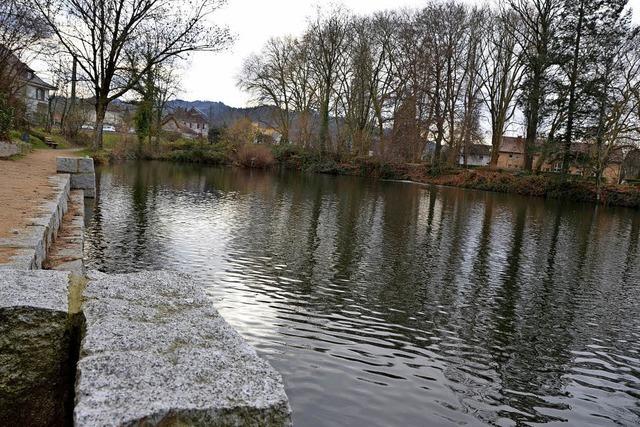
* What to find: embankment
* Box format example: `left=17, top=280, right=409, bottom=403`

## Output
left=87, top=142, right=640, bottom=209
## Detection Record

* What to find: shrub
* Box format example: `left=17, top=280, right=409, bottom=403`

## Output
left=235, top=144, right=275, bottom=168
left=0, top=94, right=14, bottom=139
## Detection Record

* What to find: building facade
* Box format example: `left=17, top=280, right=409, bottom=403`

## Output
left=497, top=136, right=623, bottom=183
left=161, top=108, right=209, bottom=139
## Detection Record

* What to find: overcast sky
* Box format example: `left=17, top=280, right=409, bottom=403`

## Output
left=179, top=0, right=640, bottom=108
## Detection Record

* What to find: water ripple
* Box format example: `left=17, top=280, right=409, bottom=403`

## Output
left=85, top=162, right=640, bottom=427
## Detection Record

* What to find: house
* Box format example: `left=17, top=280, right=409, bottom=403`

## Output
left=459, top=144, right=491, bottom=166
left=498, top=136, right=623, bottom=183
left=538, top=142, right=623, bottom=183
left=497, top=136, right=530, bottom=170
left=2, top=50, right=57, bottom=123
left=161, top=108, right=209, bottom=139
left=21, top=68, right=57, bottom=122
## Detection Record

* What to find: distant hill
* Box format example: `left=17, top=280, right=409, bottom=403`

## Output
left=166, top=100, right=281, bottom=129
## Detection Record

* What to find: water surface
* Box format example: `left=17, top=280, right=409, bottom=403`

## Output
left=84, top=161, right=640, bottom=426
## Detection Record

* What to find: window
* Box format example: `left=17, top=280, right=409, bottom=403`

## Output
left=36, top=88, right=45, bottom=101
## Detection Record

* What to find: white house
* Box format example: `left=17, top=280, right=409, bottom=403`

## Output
left=459, top=144, right=491, bottom=167
left=23, top=71, right=56, bottom=116
left=11, top=57, right=57, bottom=123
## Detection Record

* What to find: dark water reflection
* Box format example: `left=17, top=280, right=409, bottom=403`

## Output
left=84, top=161, right=640, bottom=426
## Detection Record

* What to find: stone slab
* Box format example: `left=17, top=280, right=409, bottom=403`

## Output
left=70, top=173, right=95, bottom=190
left=0, top=270, right=73, bottom=425
left=77, top=158, right=94, bottom=173
left=0, top=248, right=37, bottom=270
left=0, top=226, right=47, bottom=269
left=0, top=269, right=69, bottom=312
left=56, top=157, right=79, bottom=173
left=57, top=157, right=96, bottom=198
left=0, top=141, right=29, bottom=158
left=75, top=271, right=292, bottom=427
left=45, top=190, right=85, bottom=274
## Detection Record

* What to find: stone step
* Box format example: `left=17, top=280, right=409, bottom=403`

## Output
left=75, top=271, right=292, bottom=426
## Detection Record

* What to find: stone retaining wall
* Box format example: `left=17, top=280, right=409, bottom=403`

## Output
left=0, top=174, right=71, bottom=270
left=44, top=190, right=85, bottom=274
left=1, top=156, right=293, bottom=426
left=56, top=157, right=96, bottom=198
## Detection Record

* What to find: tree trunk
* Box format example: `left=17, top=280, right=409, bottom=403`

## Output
left=595, top=169, right=602, bottom=202
left=561, top=0, right=585, bottom=177
left=93, top=100, right=106, bottom=150
left=319, top=85, right=331, bottom=154
left=523, top=75, right=541, bottom=171
left=490, top=131, right=501, bottom=168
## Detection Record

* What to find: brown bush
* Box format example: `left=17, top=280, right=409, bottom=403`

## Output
left=235, top=144, right=275, bottom=168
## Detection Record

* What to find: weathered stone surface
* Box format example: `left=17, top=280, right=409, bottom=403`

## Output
left=56, top=157, right=79, bottom=173
left=52, top=259, right=84, bottom=273
left=0, top=249, right=36, bottom=270
left=0, top=141, right=29, bottom=158
left=0, top=270, right=74, bottom=426
left=0, top=141, right=19, bottom=158
left=57, top=157, right=96, bottom=198
left=77, top=157, right=94, bottom=173
left=76, top=271, right=292, bottom=427
left=70, top=172, right=95, bottom=190
left=0, top=269, right=69, bottom=312
left=0, top=225, right=47, bottom=269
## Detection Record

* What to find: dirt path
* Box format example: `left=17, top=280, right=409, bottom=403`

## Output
left=0, top=148, right=80, bottom=240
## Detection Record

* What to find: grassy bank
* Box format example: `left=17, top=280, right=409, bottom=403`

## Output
left=84, top=136, right=640, bottom=209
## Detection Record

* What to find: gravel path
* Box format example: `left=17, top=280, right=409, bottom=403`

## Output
left=0, top=148, right=80, bottom=241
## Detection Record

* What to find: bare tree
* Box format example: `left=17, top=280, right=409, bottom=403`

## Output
left=289, top=36, right=317, bottom=148
left=307, top=7, right=350, bottom=153
left=588, top=12, right=640, bottom=197
left=238, top=37, right=295, bottom=144
left=368, top=11, right=398, bottom=154
left=479, top=8, right=524, bottom=167
left=32, top=0, right=231, bottom=149
left=458, top=7, right=486, bottom=167
left=509, top=0, right=561, bottom=171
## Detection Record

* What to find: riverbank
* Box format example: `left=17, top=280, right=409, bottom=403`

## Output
left=86, top=141, right=640, bottom=209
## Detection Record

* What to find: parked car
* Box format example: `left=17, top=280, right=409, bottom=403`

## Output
left=103, top=125, right=117, bottom=133
left=81, top=124, right=94, bottom=130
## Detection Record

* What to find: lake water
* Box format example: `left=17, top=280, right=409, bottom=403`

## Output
left=84, top=161, right=640, bottom=426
